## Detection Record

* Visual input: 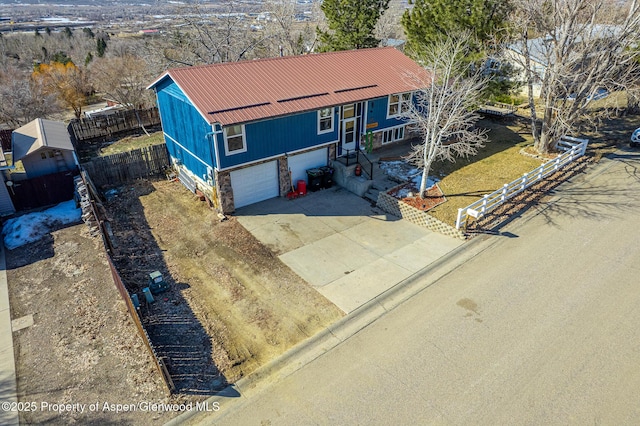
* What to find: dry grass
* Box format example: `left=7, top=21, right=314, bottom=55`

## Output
left=107, top=180, right=344, bottom=386
left=426, top=106, right=640, bottom=226
left=100, top=131, right=165, bottom=156
left=427, top=118, right=542, bottom=225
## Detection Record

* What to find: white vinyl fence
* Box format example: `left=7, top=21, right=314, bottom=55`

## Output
left=455, top=136, right=588, bottom=230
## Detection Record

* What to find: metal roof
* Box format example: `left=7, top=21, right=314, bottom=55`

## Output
left=12, top=119, right=74, bottom=161
left=148, top=47, right=429, bottom=126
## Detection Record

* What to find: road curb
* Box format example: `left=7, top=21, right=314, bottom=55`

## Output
left=167, top=232, right=499, bottom=426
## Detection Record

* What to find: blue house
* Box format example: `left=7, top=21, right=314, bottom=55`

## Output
left=148, top=47, right=427, bottom=213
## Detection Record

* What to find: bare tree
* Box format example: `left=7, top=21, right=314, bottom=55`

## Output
left=89, top=54, right=155, bottom=109
left=509, top=0, right=640, bottom=153
left=0, top=66, right=59, bottom=127
left=402, top=36, right=489, bottom=197
left=33, top=61, right=93, bottom=119
left=161, top=1, right=270, bottom=65
left=375, top=0, right=406, bottom=45
left=263, top=0, right=315, bottom=56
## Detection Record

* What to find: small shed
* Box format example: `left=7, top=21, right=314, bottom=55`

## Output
left=12, top=119, right=78, bottom=179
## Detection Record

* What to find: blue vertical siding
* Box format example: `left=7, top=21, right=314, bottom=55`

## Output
left=364, top=96, right=408, bottom=131
left=216, top=109, right=339, bottom=169
left=155, top=79, right=216, bottom=181
left=154, top=75, right=412, bottom=176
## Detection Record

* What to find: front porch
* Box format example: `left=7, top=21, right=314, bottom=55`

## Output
left=331, top=137, right=419, bottom=202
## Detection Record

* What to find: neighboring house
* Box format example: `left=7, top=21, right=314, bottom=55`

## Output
left=503, top=38, right=550, bottom=98
left=504, top=25, right=621, bottom=98
left=148, top=47, right=427, bottom=213
left=12, top=118, right=79, bottom=179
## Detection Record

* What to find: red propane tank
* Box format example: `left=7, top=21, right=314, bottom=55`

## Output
left=355, top=164, right=362, bottom=176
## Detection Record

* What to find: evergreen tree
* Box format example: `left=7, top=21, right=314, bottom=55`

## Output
left=82, top=27, right=95, bottom=38
left=402, top=0, right=511, bottom=59
left=45, top=27, right=51, bottom=36
left=96, top=38, right=107, bottom=57
left=317, top=0, right=390, bottom=52
left=50, top=51, right=72, bottom=65
left=63, top=26, right=73, bottom=38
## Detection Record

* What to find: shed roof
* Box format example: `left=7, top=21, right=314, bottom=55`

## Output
left=12, top=119, right=74, bottom=161
left=148, top=47, right=429, bottom=126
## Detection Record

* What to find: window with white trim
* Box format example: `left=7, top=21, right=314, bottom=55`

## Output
left=318, top=107, right=334, bottom=134
left=387, top=92, right=412, bottom=117
left=381, top=126, right=405, bottom=144
left=224, top=124, right=246, bottom=155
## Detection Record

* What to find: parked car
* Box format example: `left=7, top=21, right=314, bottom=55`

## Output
left=631, top=128, right=640, bottom=147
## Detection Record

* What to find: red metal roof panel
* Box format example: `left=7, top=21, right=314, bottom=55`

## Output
left=153, top=47, right=429, bottom=126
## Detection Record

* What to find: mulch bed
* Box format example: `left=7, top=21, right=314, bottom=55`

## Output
left=388, top=182, right=447, bottom=211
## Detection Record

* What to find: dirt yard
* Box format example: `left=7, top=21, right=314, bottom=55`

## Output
left=5, top=177, right=343, bottom=423
left=103, top=179, right=343, bottom=390
left=6, top=224, right=174, bottom=425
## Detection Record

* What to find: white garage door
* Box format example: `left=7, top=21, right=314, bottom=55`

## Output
left=288, top=148, right=328, bottom=185
left=230, top=161, right=279, bottom=209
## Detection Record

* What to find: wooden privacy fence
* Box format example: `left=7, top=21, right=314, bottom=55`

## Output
left=8, top=170, right=77, bottom=211
left=69, top=108, right=160, bottom=142
left=81, top=144, right=170, bottom=187
left=77, top=170, right=175, bottom=394
left=455, top=136, right=589, bottom=230
left=106, top=257, right=175, bottom=394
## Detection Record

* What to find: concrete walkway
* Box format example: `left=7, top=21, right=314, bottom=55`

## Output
left=0, top=242, right=19, bottom=426
left=236, top=187, right=463, bottom=313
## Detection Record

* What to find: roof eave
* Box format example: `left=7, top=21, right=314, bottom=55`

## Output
left=146, top=71, right=171, bottom=90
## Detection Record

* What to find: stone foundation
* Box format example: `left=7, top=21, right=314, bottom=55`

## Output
left=215, top=169, right=234, bottom=214
left=328, top=143, right=337, bottom=161
left=278, top=156, right=291, bottom=196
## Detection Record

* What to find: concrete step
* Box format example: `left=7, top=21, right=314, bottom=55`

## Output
left=371, top=179, right=396, bottom=192
left=363, top=187, right=380, bottom=204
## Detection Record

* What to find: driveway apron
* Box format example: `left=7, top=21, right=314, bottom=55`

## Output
left=236, top=187, right=463, bottom=313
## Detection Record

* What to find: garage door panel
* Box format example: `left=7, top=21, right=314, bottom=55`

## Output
left=231, top=161, right=279, bottom=208
left=289, top=148, right=328, bottom=184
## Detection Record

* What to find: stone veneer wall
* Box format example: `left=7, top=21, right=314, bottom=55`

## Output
left=377, top=190, right=467, bottom=240
left=215, top=169, right=234, bottom=214
left=328, top=143, right=337, bottom=161
left=363, top=126, right=417, bottom=152
left=278, top=156, right=291, bottom=196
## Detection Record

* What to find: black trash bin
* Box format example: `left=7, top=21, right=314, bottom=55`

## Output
left=320, top=166, right=334, bottom=188
left=306, top=168, right=324, bottom=191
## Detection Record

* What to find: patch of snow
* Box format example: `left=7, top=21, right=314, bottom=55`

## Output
left=379, top=160, right=420, bottom=182
left=380, top=160, right=439, bottom=197
left=395, top=174, right=439, bottom=198
left=2, top=200, right=81, bottom=250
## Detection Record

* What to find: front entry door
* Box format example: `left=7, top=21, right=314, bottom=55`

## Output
left=342, top=118, right=357, bottom=152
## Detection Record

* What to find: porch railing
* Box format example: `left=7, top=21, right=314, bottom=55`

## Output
left=344, top=149, right=374, bottom=180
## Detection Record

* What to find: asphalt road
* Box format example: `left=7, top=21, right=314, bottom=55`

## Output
left=207, top=151, right=640, bottom=425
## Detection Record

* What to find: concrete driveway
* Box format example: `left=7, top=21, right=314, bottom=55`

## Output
left=236, top=186, right=463, bottom=313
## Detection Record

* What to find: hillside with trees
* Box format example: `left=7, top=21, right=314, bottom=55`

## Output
left=0, top=0, right=638, bottom=159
